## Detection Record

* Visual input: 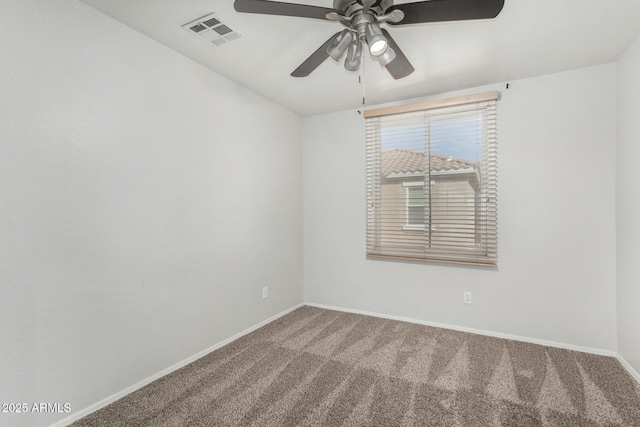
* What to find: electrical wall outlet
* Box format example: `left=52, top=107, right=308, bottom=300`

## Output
left=262, top=286, right=268, bottom=299
left=464, top=292, right=472, bottom=304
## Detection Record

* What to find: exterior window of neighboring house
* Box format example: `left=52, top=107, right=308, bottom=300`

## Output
left=403, top=182, right=426, bottom=228
left=365, top=92, right=498, bottom=266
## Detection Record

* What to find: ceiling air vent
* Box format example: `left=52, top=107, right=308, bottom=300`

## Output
left=183, top=13, right=242, bottom=47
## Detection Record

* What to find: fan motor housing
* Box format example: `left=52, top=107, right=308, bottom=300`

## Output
left=334, top=0, right=393, bottom=12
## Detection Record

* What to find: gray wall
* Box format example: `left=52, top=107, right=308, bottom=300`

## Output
left=617, top=34, right=640, bottom=379
left=0, top=1, right=303, bottom=426
left=303, top=64, right=617, bottom=353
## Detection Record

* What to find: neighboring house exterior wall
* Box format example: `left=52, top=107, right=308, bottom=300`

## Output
left=380, top=173, right=479, bottom=251
left=380, top=176, right=423, bottom=249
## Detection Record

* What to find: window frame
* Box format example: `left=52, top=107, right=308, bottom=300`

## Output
left=402, top=181, right=427, bottom=231
left=364, top=91, right=498, bottom=267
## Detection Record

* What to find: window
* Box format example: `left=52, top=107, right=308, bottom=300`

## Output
left=403, top=182, right=425, bottom=228
left=365, top=92, right=498, bottom=266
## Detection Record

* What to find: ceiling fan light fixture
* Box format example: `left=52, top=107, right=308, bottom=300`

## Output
left=378, top=46, right=396, bottom=66
left=365, top=23, right=388, bottom=56
left=344, top=39, right=362, bottom=71
left=327, top=29, right=353, bottom=61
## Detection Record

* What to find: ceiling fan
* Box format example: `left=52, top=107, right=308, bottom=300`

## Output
left=234, top=0, right=505, bottom=79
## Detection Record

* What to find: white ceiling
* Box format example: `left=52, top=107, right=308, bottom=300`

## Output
left=80, top=0, right=640, bottom=116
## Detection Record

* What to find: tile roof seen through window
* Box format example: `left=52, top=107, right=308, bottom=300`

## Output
left=381, top=148, right=478, bottom=177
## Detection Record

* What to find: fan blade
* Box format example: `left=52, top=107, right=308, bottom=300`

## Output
left=387, top=0, right=504, bottom=26
left=381, top=29, right=414, bottom=79
left=234, top=0, right=339, bottom=20
left=291, top=32, right=341, bottom=77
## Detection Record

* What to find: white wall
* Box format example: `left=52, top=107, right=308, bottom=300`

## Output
left=617, top=34, right=640, bottom=377
left=0, top=1, right=302, bottom=426
left=304, top=64, right=617, bottom=352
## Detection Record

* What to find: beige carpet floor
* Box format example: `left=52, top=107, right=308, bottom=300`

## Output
left=74, top=306, right=640, bottom=426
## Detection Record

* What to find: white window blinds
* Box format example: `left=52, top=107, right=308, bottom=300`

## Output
left=365, top=91, right=498, bottom=266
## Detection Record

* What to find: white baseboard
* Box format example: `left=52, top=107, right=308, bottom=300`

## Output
left=305, top=302, right=618, bottom=358
left=617, top=354, right=640, bottom=385
left=51, top=303, right=304, bottom=427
